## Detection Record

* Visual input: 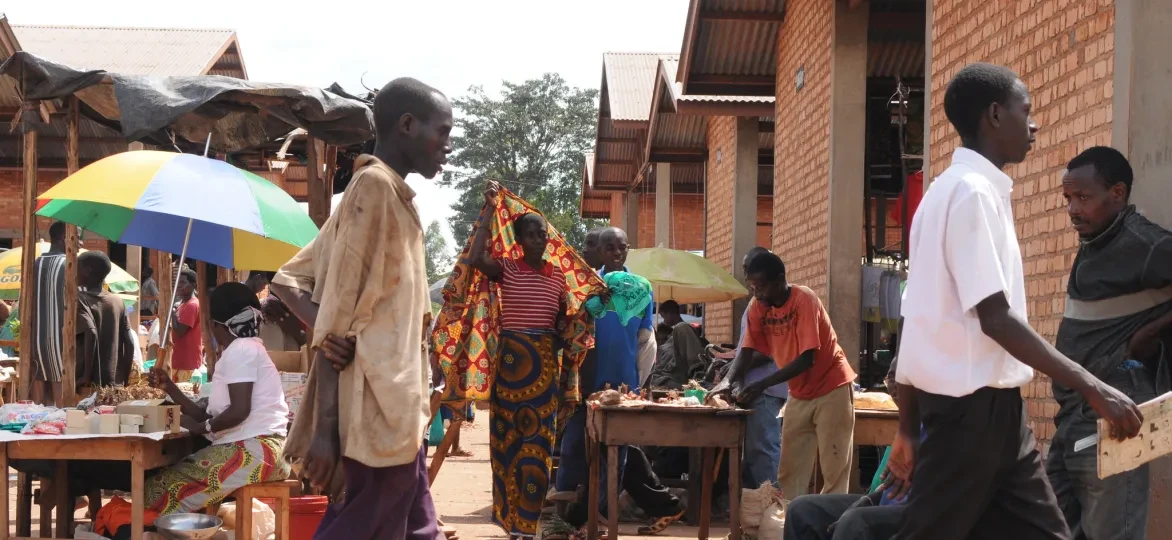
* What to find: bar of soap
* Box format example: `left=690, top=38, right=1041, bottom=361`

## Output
left=66, top=409, right=88, bottom=428
left=98, top=414, right=121, bottom=434
left=64, top=427, right=88, bottom=436
left=120, top=424, right=140, bottom=434
left=120, top=414, right=145, bottom=426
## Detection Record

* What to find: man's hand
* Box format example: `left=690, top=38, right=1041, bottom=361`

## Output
left=302, top=427, right=340, bottom=490
left=734, top=382, right=763, bottom=407
left=1083, top=380, right=1143, bottom=440
left=261, top=296, right=293, bottom=323
left=886, top=432, right=916, bottom=492
left=878, top=468, right=911, bottom=502
left=319, top=334, right=357, bottom=371
left=484, top=180, right=501, bottom=206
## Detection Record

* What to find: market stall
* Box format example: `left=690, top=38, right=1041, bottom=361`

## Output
left=584, top=389, right=749, bottom=540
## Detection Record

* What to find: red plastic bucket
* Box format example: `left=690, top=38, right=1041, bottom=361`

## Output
left=258, top=495, right=329, bottom=540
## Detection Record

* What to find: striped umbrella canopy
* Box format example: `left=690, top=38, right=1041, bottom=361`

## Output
left=34, top=150, right=319, bottom=271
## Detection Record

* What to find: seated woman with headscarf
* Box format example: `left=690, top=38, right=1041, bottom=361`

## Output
left=144, top=282, right=291, bottom=514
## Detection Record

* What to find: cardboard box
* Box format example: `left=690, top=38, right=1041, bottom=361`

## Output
left=280, top=372, right=308, bottom=420
left=120, top=424, right=140, bottom=434
left=65, top=410, right=88, bottom=429
left=116, top=400, right=181, bottom=434
left=98, top=414, right=121, bottom=434
left=120, top=414, right=144, bottom=426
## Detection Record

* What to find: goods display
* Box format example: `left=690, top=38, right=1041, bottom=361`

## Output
left=854, top=391, right=898, bottom=411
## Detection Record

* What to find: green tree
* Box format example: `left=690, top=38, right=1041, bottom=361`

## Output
left=424, top=220, right=452, bottom=283
left=440, top=73, right=602, bottom=250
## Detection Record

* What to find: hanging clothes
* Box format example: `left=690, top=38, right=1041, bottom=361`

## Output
left=889, top=170, right=925, bottom=231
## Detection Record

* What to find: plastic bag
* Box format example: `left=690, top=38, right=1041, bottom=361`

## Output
left=217, top=499, right=276, bottom=540
left=21, top=409, right=66, bottom=434
left=0, top=402, right=53, bottom=425
left=756, top=500, right=787, bottom=540
left=74, top=523, right=111, bottom=540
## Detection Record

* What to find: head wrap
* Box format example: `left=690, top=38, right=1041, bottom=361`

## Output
left=222, top=306, right=262, bottom=339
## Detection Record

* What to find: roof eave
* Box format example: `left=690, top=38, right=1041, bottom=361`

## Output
left=676, top=99, right=774, bottom=117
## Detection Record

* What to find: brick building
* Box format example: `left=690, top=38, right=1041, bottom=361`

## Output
left=583, top=0, right=1172, bottom=529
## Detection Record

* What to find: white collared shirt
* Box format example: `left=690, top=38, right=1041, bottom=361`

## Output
left=896, top=147, right=1034, bottom=397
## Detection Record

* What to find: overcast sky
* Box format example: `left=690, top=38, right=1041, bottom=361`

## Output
left=6, top=0, right=687, bottom=248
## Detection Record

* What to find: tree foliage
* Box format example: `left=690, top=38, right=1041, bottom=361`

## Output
left=440, top=73, right=602, bottom=249
left=424, top=220, right=452, bottom=283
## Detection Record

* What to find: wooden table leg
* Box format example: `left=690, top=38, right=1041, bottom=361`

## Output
left=587, top=441, right=600, bottom=540
left=698, top=448, right=713, bottom=540
left=131, top=445, right=145, bottom=540
left=0, top=444, right=8, bottom=540
left=15, top=472, right=30, bottom=537
left=55, top=461, right=72, bottom=538
left=607, top=446, right=619, bottom=539
left=685, top=448, right=701, bottom=526
left=38, top=481, right=51, bottom=538
left=728, top=446, right=741, bottom=540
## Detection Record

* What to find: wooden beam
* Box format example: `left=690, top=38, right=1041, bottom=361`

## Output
left=595, top=160, right=636, bottom=166
left=61, top=97, right=79, bottom=406
left=16, top=102, right=38, bottom=401
left=155, top=249, right=173, bottom=372
left=676, top=99, right=776, bottom=118
left=648, top=148, right=708, bottom=163
left=689, top=74, right=775, bottom=86
left=598, top=137, right=639, bottom=144
left=196, top=261, right=217, bottom=379
left=685, top=82, right=776, bottom=97
left=698, top=9, right=786, bottom=22
left=306, top=137, right=328, bottom=228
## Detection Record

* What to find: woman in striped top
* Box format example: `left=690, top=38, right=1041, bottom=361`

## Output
left=470, top=181, right=570, bottom=539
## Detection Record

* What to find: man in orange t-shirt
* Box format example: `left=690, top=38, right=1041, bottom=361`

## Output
left=732, top=252, right=856, bottom=498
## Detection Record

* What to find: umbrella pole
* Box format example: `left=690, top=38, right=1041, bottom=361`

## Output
left=158, top=218, right=194, bottom=354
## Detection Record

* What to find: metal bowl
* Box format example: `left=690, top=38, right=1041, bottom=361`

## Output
left=154, top=513, right=223, bottom=540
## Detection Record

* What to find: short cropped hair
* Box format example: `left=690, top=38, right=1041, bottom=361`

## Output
left=745, top=252, right=786, bottom=282
left=1067, top=146, right=1133, bottom=196
left=660, top=300, right=680, bottom=315
left=512, top=213, right=546, bottom=238
left=373, top=77, right=445, bottom=130
left=179, top=267, right=198, bottom=285
left=943, top=63, right=1021, bottom=141
left=78, top=251, right=112, bottom=281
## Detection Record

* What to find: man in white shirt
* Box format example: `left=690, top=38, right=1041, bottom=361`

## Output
left=887, top=63, right=1142, bottom=540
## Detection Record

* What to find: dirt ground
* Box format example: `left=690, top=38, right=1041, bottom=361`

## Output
left=429, top=418, right=731, bottom=540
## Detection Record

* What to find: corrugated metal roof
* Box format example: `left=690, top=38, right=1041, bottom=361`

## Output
left=603, top=52, right=677, bottom=122
left=652, top=113, right=707, bottom=149
left=868, top=39, right=925, bottom=78
left=11, top=25, right=241, bottom=77
left=686, top=0, right=786, bottom=79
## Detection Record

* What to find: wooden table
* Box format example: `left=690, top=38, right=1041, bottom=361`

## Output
left=0, top=433, right=193, bottom=540
left=854, top=408, right=898, bottom=446
left=586, top=405, right=749, bottom=540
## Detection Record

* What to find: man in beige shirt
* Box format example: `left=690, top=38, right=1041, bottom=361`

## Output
left=271, top=77, right=453, bottom=540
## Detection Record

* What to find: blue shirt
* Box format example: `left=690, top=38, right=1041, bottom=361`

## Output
left=737, top=306, right=789, bottom=399
left=590, top=266, right=654, bottom=393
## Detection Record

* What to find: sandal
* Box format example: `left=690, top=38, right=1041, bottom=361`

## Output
left=636, top=508, right=686, bottom=535
left=449, top=448, right=473, bottom=457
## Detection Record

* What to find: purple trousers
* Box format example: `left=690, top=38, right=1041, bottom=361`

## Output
left=313, top=444, right=441, bottom=540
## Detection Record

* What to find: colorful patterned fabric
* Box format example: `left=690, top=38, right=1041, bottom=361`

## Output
left=491, top=330, right=560, bottom=536
left=584, top=271, right=653, bottom=325
left=145, top=434, right=291, bottom=514
left=432, top=188, right=605, bottom=404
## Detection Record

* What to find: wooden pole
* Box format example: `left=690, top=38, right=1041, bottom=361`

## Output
left=127, top=143, right=144, bottom=336
left=196, top=261, right=216, bottom=379
left=306, top=138, right=328, bottom=228
left=61, top=97, right=80, bottom=406
left=155, top=250, right=173, bottom=372
left=16, top=101, right=39, bottom=401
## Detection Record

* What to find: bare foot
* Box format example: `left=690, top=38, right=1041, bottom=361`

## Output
left=437, top=518, right=459, bottom=540
left=449, top=447, right=473, bottom=457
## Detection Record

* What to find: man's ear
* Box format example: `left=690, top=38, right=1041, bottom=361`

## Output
left=398, top=112, right=415, bottom=136
left=986, top=102, right=1002, bottom=130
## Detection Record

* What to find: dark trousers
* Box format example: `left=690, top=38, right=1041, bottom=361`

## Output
left=893, top=387, right=1071, bottom=540
left=622, top=446, right=683, bottom=518
left=313, top=445, right=440, bottom=540
left=784, top=494, right=903, bottom=540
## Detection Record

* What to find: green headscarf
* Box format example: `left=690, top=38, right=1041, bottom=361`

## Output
left=585, top=271, right=653, bottom=326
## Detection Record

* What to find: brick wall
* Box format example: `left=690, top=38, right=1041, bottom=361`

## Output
left=773, top=0, right=833, bottom=303
left=634, top=193, right=706, bottom=251
left=0, top=170, right=106, bottom=251
left=705, top=116, right=737, bottom=343
left=929, top=0, right=1115, bottom=447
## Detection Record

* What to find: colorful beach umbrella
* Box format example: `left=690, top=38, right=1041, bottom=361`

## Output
left=0, top=242, right=139, bottom=301
left=625, top=247, right=749, bottom=304
left=34, top=150, right=319, bottom=271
